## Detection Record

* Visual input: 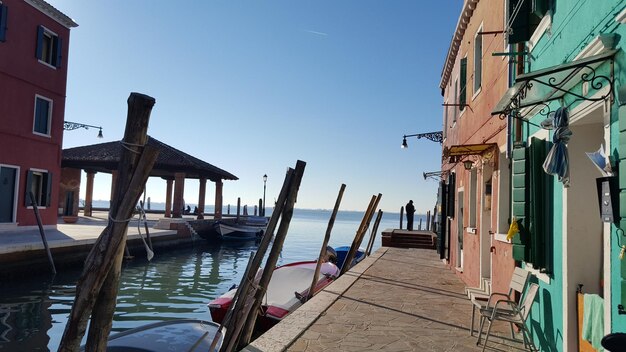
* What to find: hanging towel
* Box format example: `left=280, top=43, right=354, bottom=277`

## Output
left=582, top=293, right=604, bottom=351
left=506, top=217, right=519, bottom=241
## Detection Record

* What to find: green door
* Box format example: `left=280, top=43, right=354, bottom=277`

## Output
left=0, top=166, right=17, bottom=222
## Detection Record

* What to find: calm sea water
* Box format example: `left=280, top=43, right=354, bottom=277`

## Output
left=0, top=209, right=425, bottom=351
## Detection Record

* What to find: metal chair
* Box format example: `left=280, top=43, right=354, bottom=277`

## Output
left=468, top=267, right=530, bottom=336
left=476, top=283, right=540, bottom=352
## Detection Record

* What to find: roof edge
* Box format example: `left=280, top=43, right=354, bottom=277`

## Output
left=24, top=0, right=78, bottom=28
left=439, top=0, right=479, bottom=90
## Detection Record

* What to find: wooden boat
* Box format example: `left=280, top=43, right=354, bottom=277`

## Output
left=208, top=260, right=339, bottom=331
left=189, top=216, right=268, bottom=242
left=334, top=245, right=366, bottom=270
left=213, top=221, right=265, bottom=241
left=81, top=319, right=223, bottom=352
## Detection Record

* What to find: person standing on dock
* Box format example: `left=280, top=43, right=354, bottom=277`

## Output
left=405, top=200, right=415, bottom=231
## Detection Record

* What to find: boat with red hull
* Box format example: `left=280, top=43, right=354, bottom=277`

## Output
left=208, top=260, right=339, bottom=331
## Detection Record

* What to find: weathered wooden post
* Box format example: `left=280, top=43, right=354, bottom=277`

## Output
left=426, top=210, right=431, bottom=231
left=306, top=184, right=346, bottom=301
left=366, top=209, right=383, bottom=256
left=58, top=93, right=158, bottom=352
left=28, top=191, right=56, bottom=274
left=237, top=198, right=241, bottom=221
left=236, top=161, right=306, bottom=349
left=400, top=206, right=404, bottom=229
left=340, top=193, right=381, bottom=276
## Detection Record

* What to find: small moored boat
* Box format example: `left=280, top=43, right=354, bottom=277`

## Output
left=213, top=221, right=265, bottom=241
left=208, top=260, right=339, bottom=331
left=81, top=319, right=223, bottom=352
left=334, top=245, right=366, bottom=270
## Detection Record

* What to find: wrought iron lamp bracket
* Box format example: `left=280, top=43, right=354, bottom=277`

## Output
left=403, top=131, right=443, bottom=145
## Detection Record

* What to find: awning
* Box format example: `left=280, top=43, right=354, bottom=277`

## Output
left=443, top=143, right=497, bottom=163
left=492, top=49, right=617, bottom=117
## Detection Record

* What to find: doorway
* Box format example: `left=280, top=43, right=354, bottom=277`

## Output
left=457, top=190, right=464, bottom=269
left=481, top=164, right=493, bottom=282
left=0, top=166, right=18, bottom=223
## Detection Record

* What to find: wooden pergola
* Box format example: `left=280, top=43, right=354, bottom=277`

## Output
left=61, top=136, right=238, bottom=219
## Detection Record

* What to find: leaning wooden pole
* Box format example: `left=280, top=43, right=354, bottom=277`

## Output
left=28, top=191, right=56, bottom=274
left=306, top=184, right=346, bottom=301
left=236, top=160, right=306, bottom=349
left=366, top=209, right=383, bottom=256
left=218, top=168, right=295, bottom=351
left=340, top=193, right=381, bottom=276
left=58, top=93, right=157, bottom=352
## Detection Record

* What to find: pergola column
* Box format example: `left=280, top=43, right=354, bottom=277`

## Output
left=110, top=170, right=118, bottom=205
left=164, top=178, right=174, bottom=218
left=172, top=172, right=185, bottom=218
left=84, top=170, right=96, bottom=217
left=214, top=180, right=223, bottom=219
left=197, top=178, right=207, bottom=219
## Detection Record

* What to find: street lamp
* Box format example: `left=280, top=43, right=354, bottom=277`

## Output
left=263, top=174, right=268, bottom=217
left=401, top=131, right=443, bottom=148
left=64, top=121, right=103, bottom=138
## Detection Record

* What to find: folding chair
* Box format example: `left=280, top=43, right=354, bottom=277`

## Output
left=468, top=267, right=530, bottom=336
left=477, top=283, right=540, bottom=352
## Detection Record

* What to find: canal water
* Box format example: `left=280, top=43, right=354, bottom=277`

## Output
left=0, top=209, right=424, bottom=351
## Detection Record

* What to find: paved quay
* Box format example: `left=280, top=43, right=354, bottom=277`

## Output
left=245, top=247, right=528, bottom=352
left=0, top=210, right=199, bottom=276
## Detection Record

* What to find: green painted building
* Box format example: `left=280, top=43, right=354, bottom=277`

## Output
left=493, top=0, right=626, bottom=350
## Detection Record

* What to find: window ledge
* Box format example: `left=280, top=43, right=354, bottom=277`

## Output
left=38, top=60, right=58, bottom=70
left=32, top=132, right=51, bottom=138
left=471, top=86, right=482, bottom=101
left=524, top=263, right=551, bottom=284
left=528, top=12, right=552, bottom=52
left=494, top=233, right=511, bottom=243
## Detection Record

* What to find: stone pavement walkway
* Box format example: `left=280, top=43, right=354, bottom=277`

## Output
left=246, top=247, right=530, bottom=352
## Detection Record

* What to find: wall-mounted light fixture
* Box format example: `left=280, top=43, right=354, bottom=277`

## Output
left=401, top=131, right=443, bottom=148
left=463, top=160, right=474, bottom=170
left=64, top=121, right=103, bottom=138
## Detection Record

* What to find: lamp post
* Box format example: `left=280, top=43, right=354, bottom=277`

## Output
left=262, top=174, right=267, bottom=217
left=64, top=121, right=103, bottom=138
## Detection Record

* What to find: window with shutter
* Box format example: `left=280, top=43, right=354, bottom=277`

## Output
left=507, top=0, right=549, bottom=44
left=0, top=4, right=7, bottom=42
left=460, top=58, right=467, bottom=111
left=33, top=95, right=52, bottom=136
left=25, top=170, right=51, bottom=207
left=529, top=137, right=553, bottom=272
left=511, top=144, right=529, bottom=261
left=35, top=25, right=62, bottom=67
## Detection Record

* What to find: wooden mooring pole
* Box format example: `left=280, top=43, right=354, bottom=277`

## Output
left=58, top=93, right=158, bottom=352
left=400, top=206, right=404, bottom=229
left=366, top=209, right=383, bottom=256
left=340, top=193, right=381, bottom=276
left=306, top=184, right=346, bottom=301
left=236, top=160, right=306, bottom=349
left=28, top=191, right=56, bottom=275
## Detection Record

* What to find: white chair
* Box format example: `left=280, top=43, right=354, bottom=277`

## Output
left=477, top=282, right=540, bottom=352
left=468, top=267, right=530, bottom=336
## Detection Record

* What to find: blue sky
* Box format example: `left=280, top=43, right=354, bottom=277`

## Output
left=51, top=0, right=462, bottom=213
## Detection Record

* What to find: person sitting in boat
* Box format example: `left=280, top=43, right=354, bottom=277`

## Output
left=193, top=206, right=198, bottom=215
left=185, top=205, right=191, bottom=214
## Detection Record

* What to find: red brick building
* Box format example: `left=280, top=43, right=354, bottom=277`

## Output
left=0, top=0, right=77, bottom=229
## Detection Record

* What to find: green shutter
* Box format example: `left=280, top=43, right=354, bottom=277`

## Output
left=507, top=0, right=531, bottom=44
left=529, top=137, right=553, bottom=271
left=447, top=173, right=456, bottom=218
left=460, top=58, right=467, bottom=111
left=511, top=144, right=529, bottom=261
left=44, top=172, right=52, bottom=207
left=618, top=105, right=626, bottom=311
left=24, top=171, right=33, bottom=206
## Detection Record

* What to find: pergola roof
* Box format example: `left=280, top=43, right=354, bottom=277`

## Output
left=62, top=136, right=238, bottom=182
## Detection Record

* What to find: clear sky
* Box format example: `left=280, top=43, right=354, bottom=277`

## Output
left=50, top=0, right=462, bottom=214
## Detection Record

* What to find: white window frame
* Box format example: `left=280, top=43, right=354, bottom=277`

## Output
left=0, top=164, right=20, bottom=223
left=33, top=94, right=53, bottom=137
left=26, top=168, right=50, bottom=209
left=472, top=23, right=483, bottom=99
left=37, top=25, right=59, bottom=69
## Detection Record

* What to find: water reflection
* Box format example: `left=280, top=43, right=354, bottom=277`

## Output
left=0, top=213, right=394, bottom=351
